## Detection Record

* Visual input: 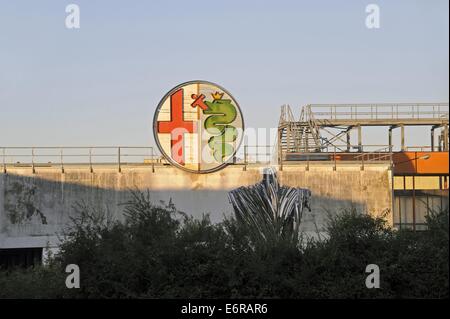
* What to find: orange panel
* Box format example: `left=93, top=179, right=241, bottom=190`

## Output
left=393, top=152, right=449, bottom=175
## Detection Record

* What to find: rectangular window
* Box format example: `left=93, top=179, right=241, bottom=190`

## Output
left=393, top=192, right=449, bottom=230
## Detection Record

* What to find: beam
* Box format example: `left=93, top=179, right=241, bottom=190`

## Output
left=400, top=125, right=405, bottom=151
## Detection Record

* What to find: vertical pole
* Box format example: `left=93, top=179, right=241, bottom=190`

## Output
left=388, top=126, right=393, bottom=152
left=400, top=125, right=405, bottom=151
left=60, top=149, right=64, bottom=174
left=430, top=127, right=435, bottom=151
left=32, top=147, right=35, bottom=174
left=151, top=147, right=155, bottom=173
left=118, top=147, right=121, bottom=173
left=357, top=125, right=362, bottom=153
left=89, top=148, right=93, bottom=173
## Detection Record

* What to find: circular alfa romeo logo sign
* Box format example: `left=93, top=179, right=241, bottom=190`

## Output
left=153, top=81, right=244, bottom=173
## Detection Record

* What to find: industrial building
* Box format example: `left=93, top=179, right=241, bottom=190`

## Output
left=0, top=102, right=448, bottom=267
left=277, top=103, right=449, bottom=230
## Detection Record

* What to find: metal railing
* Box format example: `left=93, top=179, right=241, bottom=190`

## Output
left=279, top=145, right=393, bottom=171
left=233, top=144, right=394, bottom=171
left=0, top=144, right=421, bottom=173
left=1, top=146, right=160, bottom=173
left=307, top=103, right=449, bottom=121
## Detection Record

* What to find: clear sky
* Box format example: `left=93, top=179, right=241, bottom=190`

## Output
left=0, top=0, right=448, bottom=149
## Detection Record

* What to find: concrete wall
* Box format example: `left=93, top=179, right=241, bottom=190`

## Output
left=0, top=163, right=392, bottom=248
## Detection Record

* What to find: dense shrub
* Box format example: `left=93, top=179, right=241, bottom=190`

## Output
left=0, top=192, right=448, bottom=299
left=0, top=263, right=71, bottom=298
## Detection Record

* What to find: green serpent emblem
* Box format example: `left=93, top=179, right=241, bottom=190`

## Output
left=203, top=95, right=238, bottom=162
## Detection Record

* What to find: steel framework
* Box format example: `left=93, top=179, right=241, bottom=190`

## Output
left=278, top=103, right=449, bottom=163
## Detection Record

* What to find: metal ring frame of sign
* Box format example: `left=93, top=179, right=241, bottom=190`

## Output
left=153, top=80, right=245, bottom=174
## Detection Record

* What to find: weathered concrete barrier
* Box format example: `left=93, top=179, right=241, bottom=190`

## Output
left=0, top=163, right=392, bottom=248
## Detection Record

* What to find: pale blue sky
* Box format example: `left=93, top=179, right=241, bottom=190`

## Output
left=0, top=0, right=448, bottom=149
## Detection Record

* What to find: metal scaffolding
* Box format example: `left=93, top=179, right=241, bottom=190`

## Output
left=278, top=103, right=449, bottom=162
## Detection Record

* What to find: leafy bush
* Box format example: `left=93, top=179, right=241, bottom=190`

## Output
left=0, top=263, right=71, bottom=298
left=0, top=192, right=448, bottom=299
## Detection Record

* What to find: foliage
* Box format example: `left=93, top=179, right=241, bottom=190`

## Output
left=0, top=263, right=72, bottom=298
left=0, top=192, right=448, bottom=299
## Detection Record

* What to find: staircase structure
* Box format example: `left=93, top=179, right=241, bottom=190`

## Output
left=278, top=105, right=322, bottom=157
